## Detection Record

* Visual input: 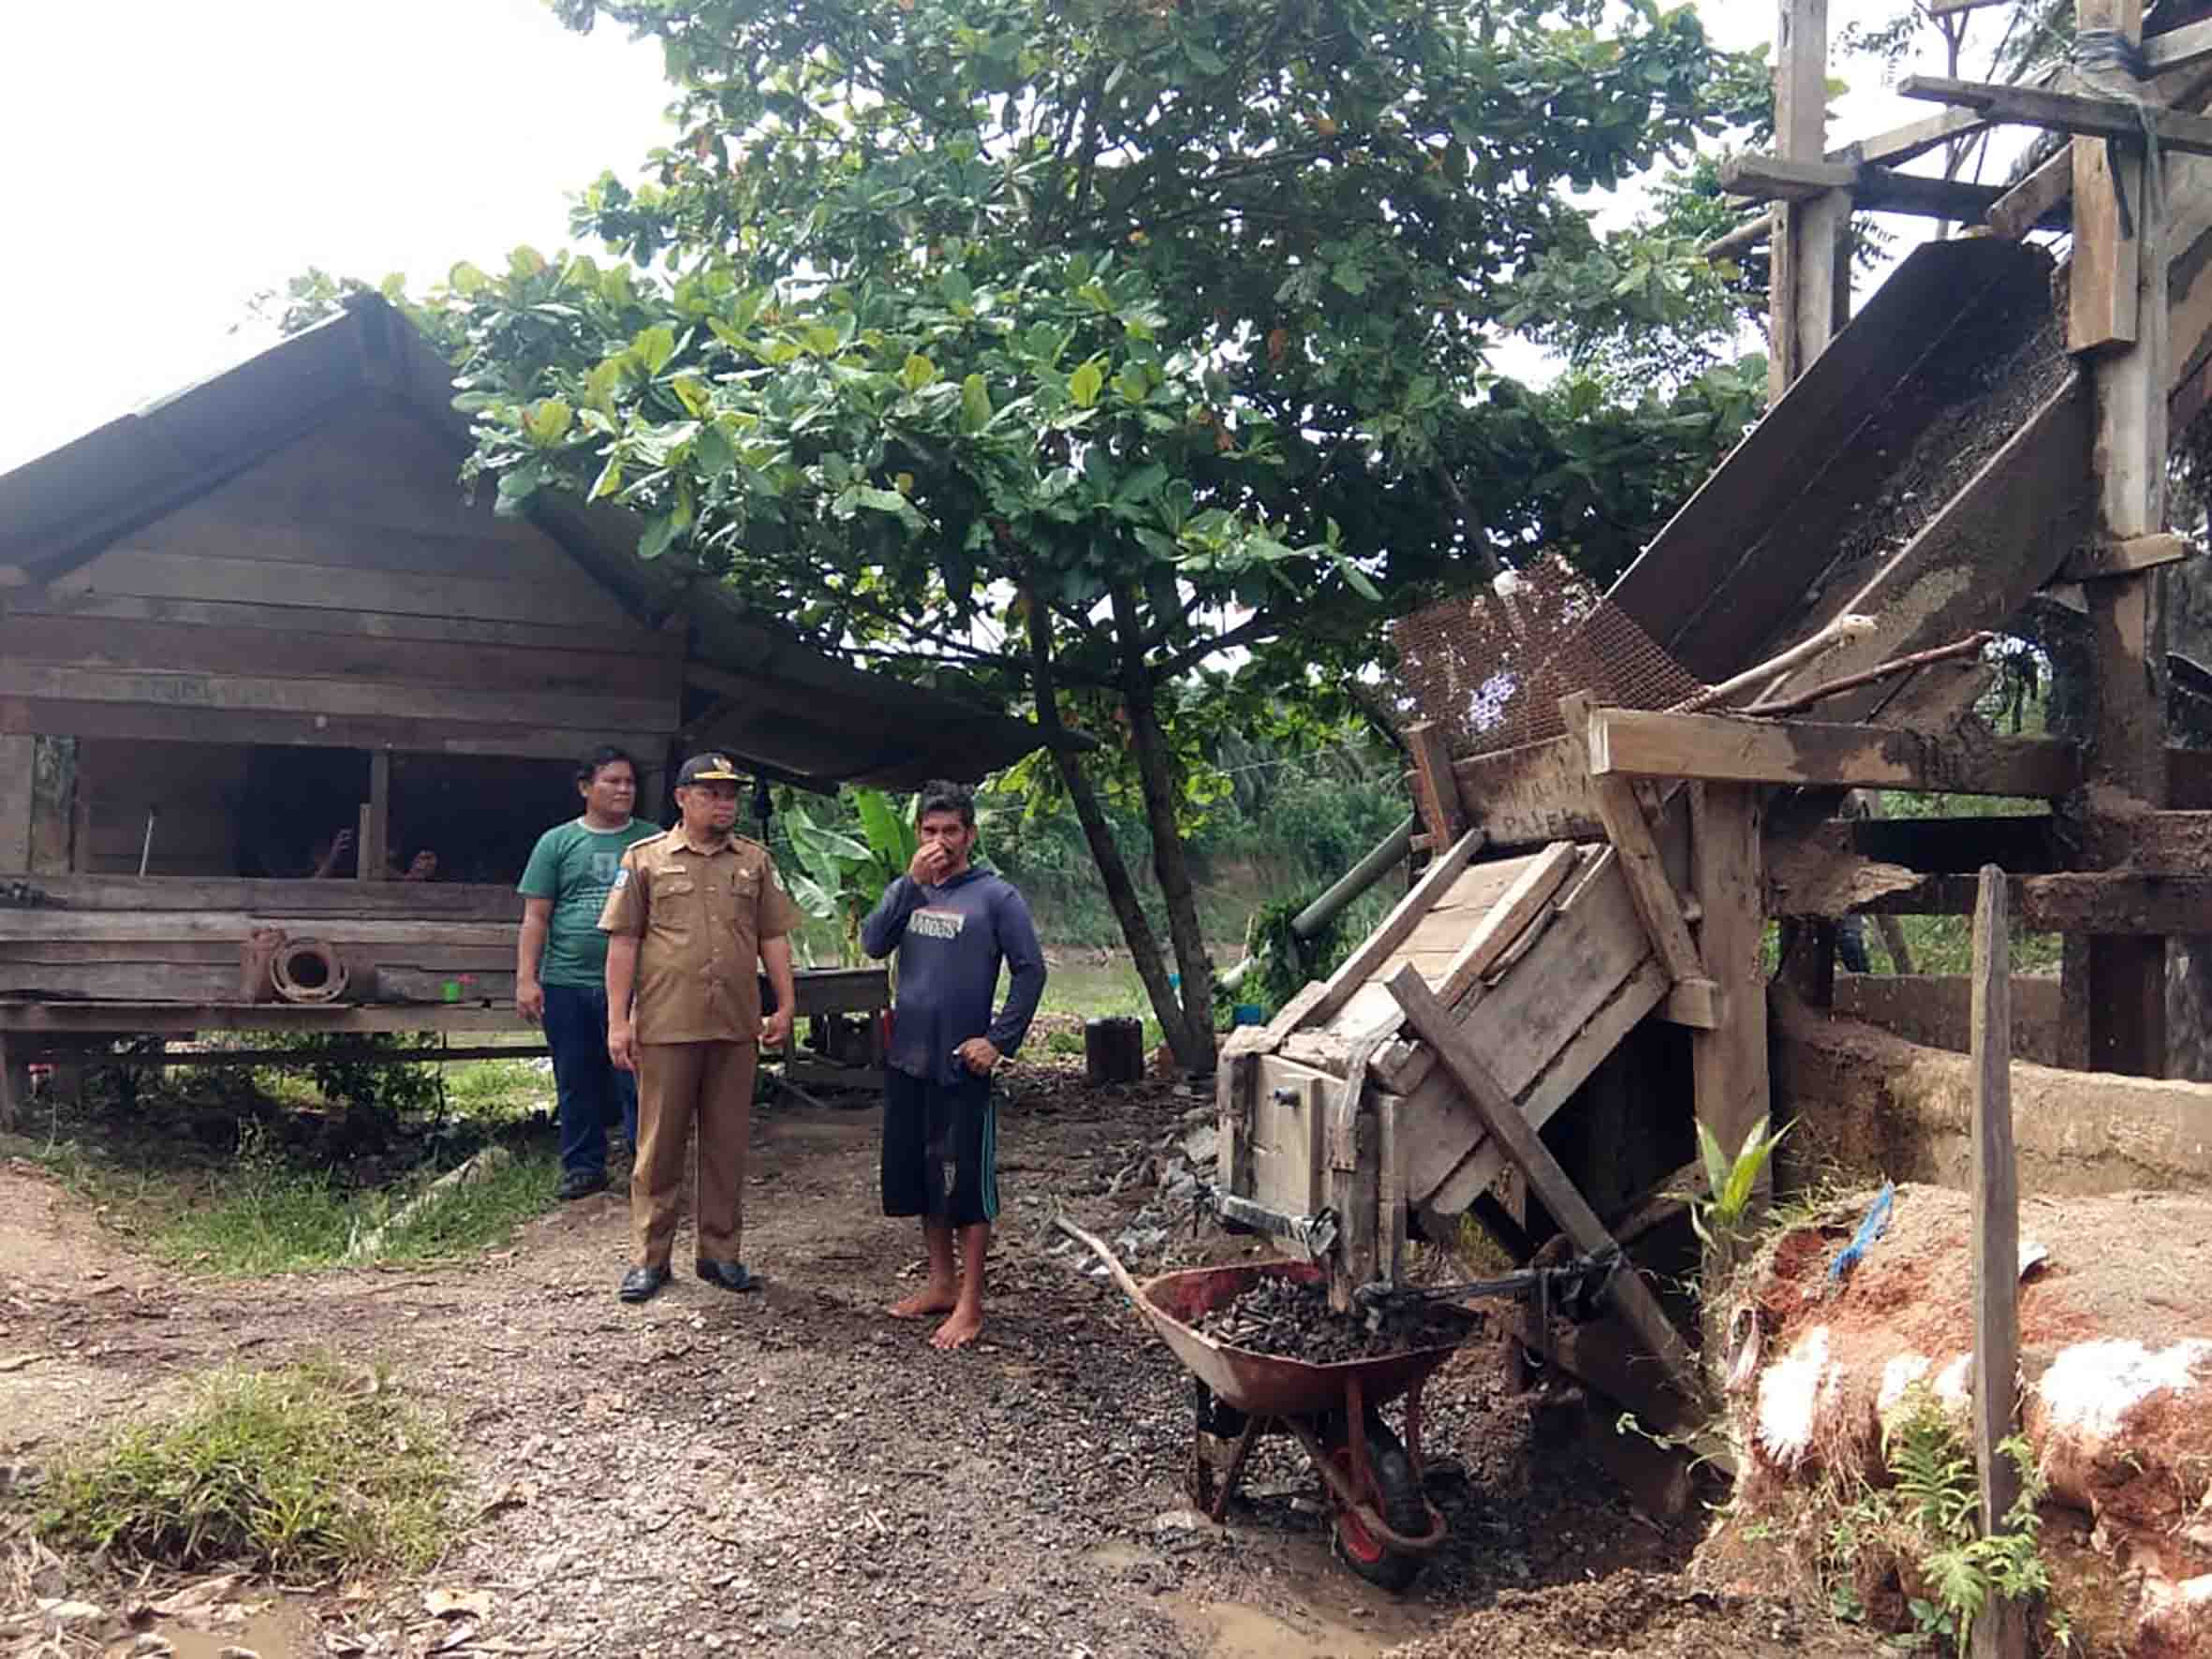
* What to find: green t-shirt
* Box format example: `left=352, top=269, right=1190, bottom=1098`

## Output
left=518, top=817, right=664, bottom=988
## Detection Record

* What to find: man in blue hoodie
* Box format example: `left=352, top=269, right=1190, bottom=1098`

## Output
left=861, top=781, right=1046, bottom=1350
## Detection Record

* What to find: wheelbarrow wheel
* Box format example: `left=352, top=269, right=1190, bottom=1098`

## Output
left=1327, top=1416, right=1427, bottom=1593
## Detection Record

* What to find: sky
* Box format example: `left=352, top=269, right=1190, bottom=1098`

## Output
left=0, top=0, right=2028, bottom=475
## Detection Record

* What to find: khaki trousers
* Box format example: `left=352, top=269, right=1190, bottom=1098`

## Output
left=630, top=1039, right=758, bottom=1269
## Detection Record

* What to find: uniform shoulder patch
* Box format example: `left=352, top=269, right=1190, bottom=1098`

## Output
left=612, top=867, right=631, bottom=889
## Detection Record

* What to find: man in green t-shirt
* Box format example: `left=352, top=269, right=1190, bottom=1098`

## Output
left=518, top=748, right=665, bottom=1199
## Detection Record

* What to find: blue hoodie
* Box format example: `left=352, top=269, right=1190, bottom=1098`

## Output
left=861, top=864, right=1046, bottom=1086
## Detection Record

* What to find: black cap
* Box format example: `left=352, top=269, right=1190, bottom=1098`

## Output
left=676, top=753, right=744, bottom=785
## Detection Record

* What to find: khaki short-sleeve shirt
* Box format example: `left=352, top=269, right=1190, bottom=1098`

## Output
left=597, top=829, right=804, bottom=1044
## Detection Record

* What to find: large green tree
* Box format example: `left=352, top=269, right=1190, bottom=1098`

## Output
left=422, top=0, right=1765, bottom=1070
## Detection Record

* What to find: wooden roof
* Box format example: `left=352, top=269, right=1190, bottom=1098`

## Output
left=0, top=295, right=1047, bottom=789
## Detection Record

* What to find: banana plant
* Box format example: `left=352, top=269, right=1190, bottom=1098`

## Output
left=784, top=789, right=916, bottom=966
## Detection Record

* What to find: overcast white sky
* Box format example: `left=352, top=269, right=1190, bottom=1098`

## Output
left=0, top=0, right=2027, bottom=475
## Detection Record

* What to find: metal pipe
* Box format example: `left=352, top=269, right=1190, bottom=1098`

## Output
left=1290, top=814, right=1416, bottom=941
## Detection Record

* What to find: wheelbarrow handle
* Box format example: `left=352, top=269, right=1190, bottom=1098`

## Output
left=1054, top=1214, right=1154, bottom=1312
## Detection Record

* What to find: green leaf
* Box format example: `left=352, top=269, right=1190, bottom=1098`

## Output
left=940, top=269, right=975, bottom=312
left=854, top=789, right=917, bottom=872
left=1069, top=359, right=1104, bottom=408
left=1696, top=1122, right=1730, bottom=1215
left=670, top=374, right=711, bottom=418
left=588, top=453, right=624, bottom=501
left=638, top=513, right=680, bottom=561
left=1330, top=550, right=1382, bottom=602
left=522, top=398, right=574, bottom=448
left=900, top=353, right=938, bottom=392
left=960, top=374, right=993, bottom=433
left=633, top=325, right=677, bottom=375
left=693, top=422, right=736, bottom=479
left=853, top=484, right=915, bottom=516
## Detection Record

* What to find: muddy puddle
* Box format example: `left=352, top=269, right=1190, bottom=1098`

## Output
left=128, top=1606, right=314, bottom=1659
left=1172, top=1596, right=1393, bottom=1658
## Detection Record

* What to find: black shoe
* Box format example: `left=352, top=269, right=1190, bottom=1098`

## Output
left=557, top=1168, right=609, bottom=1201
left=618, top=1265, right=671, bottom=1303
left=696, top=1259, right=759, bottom=1293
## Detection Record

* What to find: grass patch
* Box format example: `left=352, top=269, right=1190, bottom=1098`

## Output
left=438, top=1052, right=555, bottom=1123
left=36, top=1358, right=454, bottom=1576
left=151, top=1126, right=559, bottom=1275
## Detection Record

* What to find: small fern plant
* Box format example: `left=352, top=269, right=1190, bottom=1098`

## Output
left=1884, top=1389, right=2066, bottom=1652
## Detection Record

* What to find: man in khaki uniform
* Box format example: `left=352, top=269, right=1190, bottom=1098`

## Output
left=600, top=754, right=802, bottom=1303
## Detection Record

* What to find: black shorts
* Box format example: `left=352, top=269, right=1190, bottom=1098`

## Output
left=881, top=1068, right=998, bottom=1227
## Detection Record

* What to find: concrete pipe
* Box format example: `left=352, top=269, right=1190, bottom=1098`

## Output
left=271, top=938, right=350, bottom=1004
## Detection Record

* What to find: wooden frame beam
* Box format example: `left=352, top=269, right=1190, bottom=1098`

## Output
left=1718, top=155, right=2065, bottom=229
left=2060, top=532, right=2193, bottom=580
left=1834, top=107, right=1991, bottom=169
left=1562, top=695, right=1718, bottom=1027
left=1860, top=872, right=2212, bottom=933
left=1385, top=965, right=1704, bottom=1403
left=1897, top=74, right=2212, bottom=158
left=1983, top=150, right=2075, bottom=241
left=1404, top=720, right=1467, bottom=853
left=1584, top=708, right=2082, bottom=798
left=2146, top=14, right=2212, bottom=77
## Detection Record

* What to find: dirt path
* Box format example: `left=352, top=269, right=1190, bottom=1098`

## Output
left=1, top=1067, right=1877, bottom=1658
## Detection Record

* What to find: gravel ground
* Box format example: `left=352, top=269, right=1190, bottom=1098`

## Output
left=0, top=1056, right=1880, bottom=1658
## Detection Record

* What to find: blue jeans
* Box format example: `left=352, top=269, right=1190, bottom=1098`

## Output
left=543, top=983, right=638, bottom=1179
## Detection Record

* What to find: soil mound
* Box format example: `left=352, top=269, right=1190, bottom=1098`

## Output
left=1723, top=1182, right=2212, bottom=1655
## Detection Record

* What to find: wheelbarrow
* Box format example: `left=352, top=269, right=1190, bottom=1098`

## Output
left=1056, top=1216, right=1468, bottom=1591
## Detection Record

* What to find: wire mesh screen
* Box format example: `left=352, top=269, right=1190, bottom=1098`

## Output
left=1389, top=556, right=1710, bottom=758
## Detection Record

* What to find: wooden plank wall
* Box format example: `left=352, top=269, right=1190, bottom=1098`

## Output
left=0, top=397, right=682, bottom=762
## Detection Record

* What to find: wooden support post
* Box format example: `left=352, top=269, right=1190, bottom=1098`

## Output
left=0, top=1032, right=25, bottom=1133
left=1769, top=0, right=1850, bottom=400
left=2071, top=0, right=2146, bottom=352
left=1378, top=1094, right=1406, bottom=1286
left=360, top=750, right=391, bottom=882
left=0, top=734, right=32, bottom=873
left=2075, top=0, right=2172, bottom=1076
left=1562, top=695, right=1719, bottom=1026
left=1404, top=720, right=1467, bottom=855
left=1969, top=866, right=2028, bottom=1659
left=1386, top=965, right=1703, bottom=1403
left=1690, top=783, right=1771, bottom=1178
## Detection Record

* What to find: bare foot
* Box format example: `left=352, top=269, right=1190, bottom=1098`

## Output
left=930, top=1301, right=983, bottom=1351
left=890, top=1284, right=959, bottom=1319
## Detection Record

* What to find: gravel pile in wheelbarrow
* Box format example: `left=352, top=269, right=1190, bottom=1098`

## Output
left=1193, top=1273, right=1471, bottom=1363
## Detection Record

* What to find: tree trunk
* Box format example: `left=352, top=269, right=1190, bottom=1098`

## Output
left=1113, top=585, right=1219, bottom=1075
left=1020, top=587, right=1200, bottom=1064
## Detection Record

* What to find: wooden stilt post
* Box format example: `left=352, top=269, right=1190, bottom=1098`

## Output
left=1969, top=865, right=2029, bottom=1659
left=0, top=735, right=33, bottom=874
left=360, top=749, right=392, bottom=883
left=0, top=1033, right=26, bottom=1134
left=1770, top=0, right=1851, bottom=401
left=2071, top=0, right=2172, bottom=1076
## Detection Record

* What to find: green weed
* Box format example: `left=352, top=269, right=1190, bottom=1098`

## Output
left=36, top=1358, right=454, bottom=1576
left=1818, top=1386, right=2067, bottom=1652
left=152, top=1124, right=558, bottom=1275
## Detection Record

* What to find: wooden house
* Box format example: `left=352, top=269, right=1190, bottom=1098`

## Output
left=0, top=295, right=1043, bottom=1104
